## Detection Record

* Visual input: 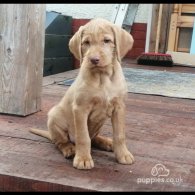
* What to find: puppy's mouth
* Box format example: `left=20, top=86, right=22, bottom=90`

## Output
left=89, top=60, right=111, bottom=69
left=90, top=64, right=111, bottom=71
left=91, top=63, right=107, bottom=68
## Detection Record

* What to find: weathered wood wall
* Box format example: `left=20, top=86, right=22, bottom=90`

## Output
left=149, top=4, right=173, bottom=53
left=0, top=4, right=45, bottom=116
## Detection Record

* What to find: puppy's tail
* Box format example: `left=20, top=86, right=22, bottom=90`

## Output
left=29, top=128, right=51, bottom=141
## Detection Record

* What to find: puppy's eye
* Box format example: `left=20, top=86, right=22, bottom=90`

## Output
left=104, top=39, right=111, bottom=43
left=83, top=40, right=90, bottom=45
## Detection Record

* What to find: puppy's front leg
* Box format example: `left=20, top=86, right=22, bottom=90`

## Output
left=73, top=106, right=94, bottom=169
left=111, top=99, right=134, bottom=165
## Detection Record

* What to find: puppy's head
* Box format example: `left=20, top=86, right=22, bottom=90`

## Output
left=69, top=18, right=134, bottom=68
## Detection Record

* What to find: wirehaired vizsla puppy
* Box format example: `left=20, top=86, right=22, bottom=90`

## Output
left=30, top=18, right=134, bottom=169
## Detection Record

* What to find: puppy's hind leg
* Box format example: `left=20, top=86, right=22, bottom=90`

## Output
left=89, top=120, right=113, bottom=152
left=48, top=122, right=75, bottom=159
left=92, top=135, right=113, bottom=152
left=57, top=141, right=75, bottom=159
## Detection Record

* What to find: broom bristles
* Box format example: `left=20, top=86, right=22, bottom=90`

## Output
left=137, top=52, right=173, bottom=66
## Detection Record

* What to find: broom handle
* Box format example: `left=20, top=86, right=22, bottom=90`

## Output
left=155, top=4, right=163, bottom=53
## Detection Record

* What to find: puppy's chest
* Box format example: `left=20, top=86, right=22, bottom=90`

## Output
left=90, top=88, right=121, bottom=118
left=89, top=74, right=127, bottom=119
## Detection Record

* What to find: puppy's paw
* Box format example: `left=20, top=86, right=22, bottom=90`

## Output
left=73, top=154, right=94, bottom=169
left=62, top=143, right=75, bottom=158
left=58, top=142, right=75, bottom=158
left=103, top=138, right=113, bottom=152
left=116, top=150, right=135, bottom=165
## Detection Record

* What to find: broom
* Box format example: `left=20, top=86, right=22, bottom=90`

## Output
left=137, top=4, right=173, bottom=66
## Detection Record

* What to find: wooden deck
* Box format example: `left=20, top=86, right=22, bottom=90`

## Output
left=1, top=59, right=195, bottom=191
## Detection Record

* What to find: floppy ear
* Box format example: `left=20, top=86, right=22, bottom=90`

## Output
left=112, top=25, right=134, bottom=62
left=69, top=26, right=84, bottom=61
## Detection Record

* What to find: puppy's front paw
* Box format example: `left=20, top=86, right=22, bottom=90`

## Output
left=73, top=154, right=94, bottom=169
left=116, top=150, right=135, bottom=165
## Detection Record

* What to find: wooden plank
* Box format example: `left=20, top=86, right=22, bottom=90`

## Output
left=177, top=48, right=190, bottom=52
left=0, top=174, right=88, bottom=192
left=167, top=4, right=180, bottom=51
left=177, top=16, right=194, bottom=28
left=148, top=4, right=158, bottom=52
left=154, top=4, right=163, bottom=53
left=0, top=108, right=195, bottom=191
left=1, top=138, right=194, bottom=191
left=182, top=4, right=195, bottom=13
left=149, top=4, right=173, bottom=53
left=158, top=4, right=173, bottom=53
left=174, top=28, right=179, bottom=51
left=126, top=98, right=195, bottom=120
left=0, top=4, right=45, bottom=116
left=167, top=13, right=178, bottom=51
left=174, top=4, right=182, bottom=51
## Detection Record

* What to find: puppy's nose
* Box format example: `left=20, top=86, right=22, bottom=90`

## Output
left=90, top=57, right=100, bottom=65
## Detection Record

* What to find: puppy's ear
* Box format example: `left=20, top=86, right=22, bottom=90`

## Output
left=112, top=25, right=134, bottom=62
left=69, top=26, right=84, bottom=61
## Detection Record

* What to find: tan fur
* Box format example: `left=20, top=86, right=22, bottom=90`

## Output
left=30, top=18, right=135, bottom=169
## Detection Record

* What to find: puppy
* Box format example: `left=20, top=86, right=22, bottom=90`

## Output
left=30, top=18, right=134, bottom=169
